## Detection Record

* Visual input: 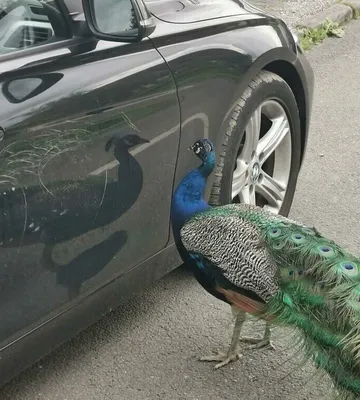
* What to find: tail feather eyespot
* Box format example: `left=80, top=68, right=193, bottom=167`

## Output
left=317, top=245, right=336, bottom=258
left=273, top=241, right=286, bottom=250
left=291, top=233, right=307, bottom=245
left=268, top=226, right=282, bottom=238
left=332, top=261, right=360, bottom=279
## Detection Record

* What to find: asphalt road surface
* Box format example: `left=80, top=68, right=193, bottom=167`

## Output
left=2, top=20, right=360, bottom=400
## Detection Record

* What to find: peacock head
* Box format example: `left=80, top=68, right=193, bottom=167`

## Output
left=122, top=134, right=149, bottom=149
left=105, top=134, right=149, bottom=154
left=189, top=138, right=215, bottom=162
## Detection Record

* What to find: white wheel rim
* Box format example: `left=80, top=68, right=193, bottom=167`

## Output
left=231, top=99, right=292, bottom=214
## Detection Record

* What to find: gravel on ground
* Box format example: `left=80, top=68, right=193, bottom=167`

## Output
left=248, top=0, right=336, bottom=27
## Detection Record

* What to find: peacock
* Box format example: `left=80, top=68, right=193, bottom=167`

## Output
left=171, top=138, right=360, bottom=399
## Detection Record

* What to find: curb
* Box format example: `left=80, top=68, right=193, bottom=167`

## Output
left=296, top=1, right=360, bottom=37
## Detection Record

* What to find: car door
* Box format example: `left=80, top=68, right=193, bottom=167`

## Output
left=0, top=0, right=180, bottom=346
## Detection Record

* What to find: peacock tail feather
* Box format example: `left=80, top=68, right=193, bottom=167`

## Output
left=180, top=203, right=360, bottom=399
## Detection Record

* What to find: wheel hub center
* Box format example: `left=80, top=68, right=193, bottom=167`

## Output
left=250, top=162, right=260, bottom=183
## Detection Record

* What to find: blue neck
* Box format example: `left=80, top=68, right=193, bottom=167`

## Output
left=171, top=152, right=215, bottom=236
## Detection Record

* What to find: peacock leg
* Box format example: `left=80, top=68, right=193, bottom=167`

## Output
left=240, top=321, right=275, bottom=350
left=200, top=307, right=246, bottom=370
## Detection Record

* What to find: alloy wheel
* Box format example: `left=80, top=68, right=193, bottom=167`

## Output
left=231, top=99, right=292, bottom=214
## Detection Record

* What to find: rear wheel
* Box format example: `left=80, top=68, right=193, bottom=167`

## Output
left=210, top=70, right=302, bottom=217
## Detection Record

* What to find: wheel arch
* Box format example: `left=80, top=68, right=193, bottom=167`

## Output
left=213, top=47, right=309, bottom=180
left=208, top=46, right=309, bottom=206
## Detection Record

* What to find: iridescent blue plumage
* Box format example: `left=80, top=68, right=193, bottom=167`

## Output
left=171, top=139, right=214, bottom=255
left=171, top=139, right=232, bottom=306
left=171, top=139, right=214, bottom=231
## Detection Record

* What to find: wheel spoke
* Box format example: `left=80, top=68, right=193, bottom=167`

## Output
left=258, top=115, right=289, bottom=164
left=232, top=160, right=248, bottom=199
left=241, top=105, right=262, bottom=161
left=239, top=185, right=256, bottom=205
left=256, top=172, right=286, bottom=207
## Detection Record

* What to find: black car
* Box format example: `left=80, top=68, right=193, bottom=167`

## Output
left=0, top=0, right=314, bottom=386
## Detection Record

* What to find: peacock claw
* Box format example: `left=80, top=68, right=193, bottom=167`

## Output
left=240, top=336, right=276, bottom=350
left=199, top=352, right=242, bottom=370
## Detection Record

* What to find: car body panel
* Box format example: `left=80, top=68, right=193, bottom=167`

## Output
left=145, top=0, right=252, bottom=24
left=0, top=241, right=182, bottom=387
left=0, top=36, right=180, bottom=347
left=0, top=0, right=314, bottom=387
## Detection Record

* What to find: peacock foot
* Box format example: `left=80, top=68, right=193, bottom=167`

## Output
left=240, top=336, right=275, bottom=350
left=199, top=351, right=243, bottom=370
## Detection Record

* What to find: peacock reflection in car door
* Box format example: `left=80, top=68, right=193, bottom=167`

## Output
left=0, top=95, right=148, bottom=300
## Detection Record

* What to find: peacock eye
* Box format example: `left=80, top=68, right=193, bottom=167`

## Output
left=269, top=227, right=281, bottom=238
left=340, top=261, right=358, bottom=277
left=291, top=233, right=306, bottom=244
left=273, top=241, right=285, bottom=250
left=317, top=245, right=335, bottom=258
left=331, top=261, right=359, bottom=279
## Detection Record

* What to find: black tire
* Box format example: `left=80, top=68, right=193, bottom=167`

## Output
left=209, top=70, right=302, bottom=217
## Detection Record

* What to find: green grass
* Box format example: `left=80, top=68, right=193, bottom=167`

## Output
left=298, top=19, right=345, bottom=51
